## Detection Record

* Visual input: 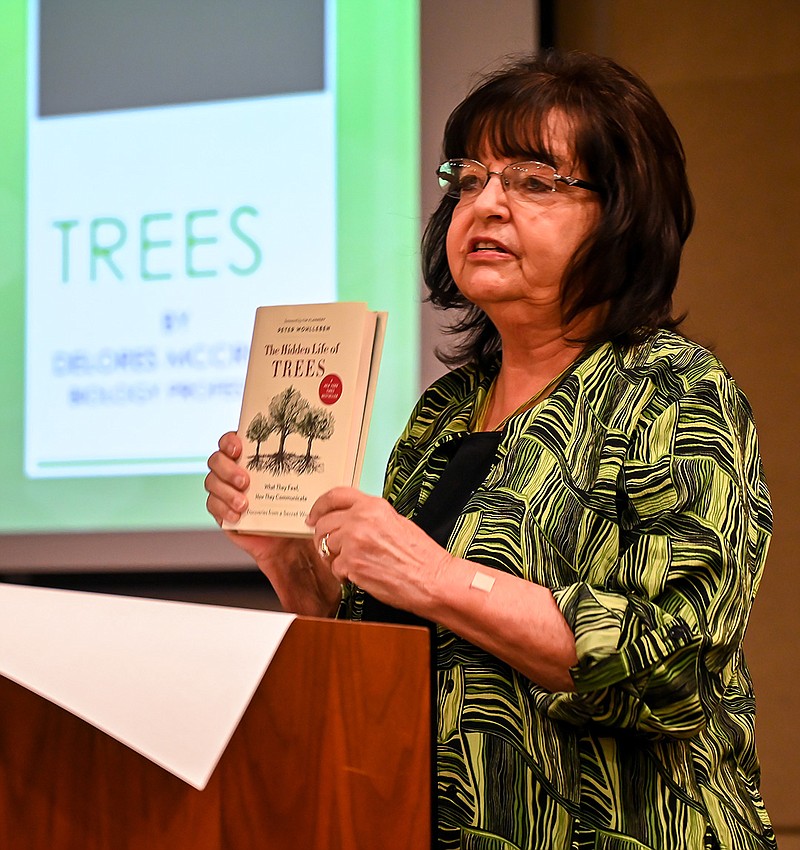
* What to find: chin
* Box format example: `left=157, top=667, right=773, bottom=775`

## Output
left=457, top=286, right=523, bottom=309
left=455, top=276, right=519, bottom=302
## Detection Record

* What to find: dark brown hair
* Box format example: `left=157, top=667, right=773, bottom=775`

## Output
left=422, top=49, right=695, bottom=367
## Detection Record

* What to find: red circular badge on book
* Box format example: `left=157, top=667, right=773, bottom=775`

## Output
left=319, top=374, right=343, bottom=405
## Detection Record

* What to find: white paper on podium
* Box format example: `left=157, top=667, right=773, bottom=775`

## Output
left=0, top=583, right=295, bottom=790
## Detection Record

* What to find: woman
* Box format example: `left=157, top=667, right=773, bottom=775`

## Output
left=206, top=51, right=775, bottom=850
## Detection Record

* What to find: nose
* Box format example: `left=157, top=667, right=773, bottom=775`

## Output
left=471, top=171, right=510, bottom=218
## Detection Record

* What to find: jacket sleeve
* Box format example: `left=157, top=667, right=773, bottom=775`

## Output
left=541, top=374, right=771, bottom=739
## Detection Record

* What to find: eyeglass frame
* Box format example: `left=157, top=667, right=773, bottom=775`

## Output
left=436, top=158, right=603, bottom=203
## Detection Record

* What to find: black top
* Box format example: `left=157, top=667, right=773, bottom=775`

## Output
left=359, top=430, right=502, bottom=625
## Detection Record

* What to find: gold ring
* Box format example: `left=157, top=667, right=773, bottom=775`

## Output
left=318, top=533, right=331, bottom=559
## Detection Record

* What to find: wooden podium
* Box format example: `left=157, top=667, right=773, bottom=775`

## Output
left=0, top=617, right=431, bottom=850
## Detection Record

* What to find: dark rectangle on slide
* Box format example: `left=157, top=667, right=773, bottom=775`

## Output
left=39, top=0, right=325, bottom=116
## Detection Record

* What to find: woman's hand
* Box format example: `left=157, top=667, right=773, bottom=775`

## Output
left=308, top=486, right=576, bottom=690
left=307, top=487, right=453, bottom=616
left=205, top=431, right=277, bottom=561
left=205, top=432, right=341, bottom=616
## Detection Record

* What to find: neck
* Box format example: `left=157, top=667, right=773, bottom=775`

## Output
left=478, top=345, right=578, bottom=431
left=477, top=310, right=599, bottom=431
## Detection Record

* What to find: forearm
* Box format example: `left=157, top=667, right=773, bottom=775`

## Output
left=307, top=490, right=578, bottom=690
left=417, top=557, right=578, bottom=692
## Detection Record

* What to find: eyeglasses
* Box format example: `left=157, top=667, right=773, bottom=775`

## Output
left=436, top=159, right=602, bottom=204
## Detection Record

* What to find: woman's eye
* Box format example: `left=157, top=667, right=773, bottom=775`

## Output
left=458, top=174, right=483, bottom=194
left=518, top=175, right=551, bottom=194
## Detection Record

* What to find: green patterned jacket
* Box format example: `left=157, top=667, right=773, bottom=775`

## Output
left=344, top=331, right=776, bottom=850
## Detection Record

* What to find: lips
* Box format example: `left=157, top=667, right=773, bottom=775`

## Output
left=468, top=237, right=514, bottom=255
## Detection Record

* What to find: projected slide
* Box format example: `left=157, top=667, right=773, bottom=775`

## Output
left=25, top=0, right=335, bottom=478
left=1, top=0, right=418, bottom=543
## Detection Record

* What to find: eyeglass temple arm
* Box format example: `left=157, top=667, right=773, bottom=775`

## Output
left=555, top=174, right=602, bottom=193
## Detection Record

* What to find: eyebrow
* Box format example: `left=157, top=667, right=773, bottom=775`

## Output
left=523, top=152, right=561, bottom=168
left=487, top=153, right=563, bottom=171
left=466, top=148, right=559, bottom=167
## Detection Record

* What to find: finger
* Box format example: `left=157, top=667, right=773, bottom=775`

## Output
left=328, top=552, right=350, bottom=584
left=206, top=492, right=224, bottom=526
left=307, top=486, right=363, bottom=526
left=207, top=448, right=248, bottom=490
left=206, top=490, right=246, bottom=525
left=316, top=531, right=334, bottom=561
left=316, top=531, right=352, bottom=584
left=311, top=506, right=353, bottom=550
left=218, top=431, right=243, bottom=459
left=311, top=511, right=335, bottom=540
left=205, top=464, right=248, bottom=509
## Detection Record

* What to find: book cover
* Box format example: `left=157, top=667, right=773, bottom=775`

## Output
left=223, top=302, right=386, bottom=537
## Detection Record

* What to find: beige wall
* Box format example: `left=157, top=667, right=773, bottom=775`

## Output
left=556, top=0, right=800, bottom=837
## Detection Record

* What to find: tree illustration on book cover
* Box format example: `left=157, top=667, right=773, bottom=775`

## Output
left=245, top=386, right=335, bottom=475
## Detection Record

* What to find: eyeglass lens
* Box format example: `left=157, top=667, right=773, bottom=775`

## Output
left=438, top=160, right=557, bottom=202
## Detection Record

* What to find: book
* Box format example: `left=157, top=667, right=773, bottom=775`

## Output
left=223, top=302, right=387, bottom=537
